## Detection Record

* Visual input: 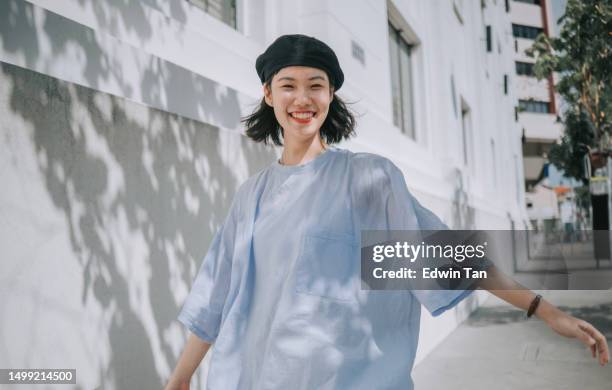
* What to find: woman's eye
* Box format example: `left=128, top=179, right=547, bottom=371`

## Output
left=281, top=85, right=294, bottom=89
left=311, top=84, right=323, bottom=89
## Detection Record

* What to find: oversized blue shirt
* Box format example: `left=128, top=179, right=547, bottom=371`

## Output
left=179, top=147, right=475, bottom=389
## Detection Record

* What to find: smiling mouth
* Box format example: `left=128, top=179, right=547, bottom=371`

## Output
left=289, top=111, right=316, bottom=120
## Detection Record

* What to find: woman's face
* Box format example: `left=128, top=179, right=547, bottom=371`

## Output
left=264, top=66, right=334, bottom=144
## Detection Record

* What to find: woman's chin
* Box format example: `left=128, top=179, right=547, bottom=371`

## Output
left=284, top=125, right=320, bottom=140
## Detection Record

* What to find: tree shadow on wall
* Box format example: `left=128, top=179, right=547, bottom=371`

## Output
left=0, top=1, right=274, bottom=388
left=1, top=0, right=243, bottom=130
left=2, top=61, right=272, bottom=389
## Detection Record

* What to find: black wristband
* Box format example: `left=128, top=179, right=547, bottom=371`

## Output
left=527, top=294, right=542, bottom=318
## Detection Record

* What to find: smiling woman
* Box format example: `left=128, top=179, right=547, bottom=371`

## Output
left=242, top=35, right=355, bottom=151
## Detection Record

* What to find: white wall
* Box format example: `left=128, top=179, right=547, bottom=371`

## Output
left=521, top=112, right=563, bottom=140
left=0, top=60, right=275, bottom=389
left=511, top=1, right=544, bottom=28
left=516, top=75, right=552, bottom=101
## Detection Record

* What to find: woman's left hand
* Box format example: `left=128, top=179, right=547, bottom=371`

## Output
left=479, top=266, right=610, bottom=366
left=543, top=310, right=609, bottom=366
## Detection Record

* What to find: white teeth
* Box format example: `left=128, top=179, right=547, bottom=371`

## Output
left=291, top=112, right=314, bottom=119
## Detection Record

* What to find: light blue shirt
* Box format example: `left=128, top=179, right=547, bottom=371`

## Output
left=179, top=147, right=476, bottom=389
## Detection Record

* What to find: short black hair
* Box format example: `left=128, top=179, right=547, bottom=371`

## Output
left=241, top=75, right=356, bottom=146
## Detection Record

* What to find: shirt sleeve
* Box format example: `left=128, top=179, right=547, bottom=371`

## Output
left=177, top=193, right=241, bottom=343
left=374, top=158, right=482, bottom=317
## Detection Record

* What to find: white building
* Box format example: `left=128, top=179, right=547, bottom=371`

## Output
left=511, top=0, right=565, bottom=220
left=0, top=0, right=528, bottom=388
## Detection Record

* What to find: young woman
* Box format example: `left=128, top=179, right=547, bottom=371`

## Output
left=165, top=35, right=609, bottom=390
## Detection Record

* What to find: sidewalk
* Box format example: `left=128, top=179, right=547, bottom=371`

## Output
left=413, top=291, right=612, bottom=390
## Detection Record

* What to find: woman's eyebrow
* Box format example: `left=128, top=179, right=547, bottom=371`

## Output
left=277, top=76, right=327, bottom=82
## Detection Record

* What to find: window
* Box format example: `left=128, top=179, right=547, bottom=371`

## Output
left=512, top=24, right=543, bottom=39
left=523, top=141, right=552, bottom=157
left=503, top=74, right=509, bottom=95
left=514, top=0, right=541, bottom=5
left=505, top=0, right=510, bottom=12
left=189, top=0, right=237, bottom=28
left=461, top=100, right=472, bottom=166
left=515, top=106, right=519, bottom=121
left=485, top=25, right=493, bottom=52
left=515, top=61, right=535, bottom=76
left=388, top=22, right=416, bottom=138
left=519, top=99, right=551, bottom=113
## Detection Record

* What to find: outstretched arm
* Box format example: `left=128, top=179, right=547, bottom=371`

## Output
left=477, top=265, right=609, bottom=366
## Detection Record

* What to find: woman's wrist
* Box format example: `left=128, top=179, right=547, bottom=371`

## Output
left=534, top=298, right=564, bottom=325
left=165, top=375, right=191, bottom=390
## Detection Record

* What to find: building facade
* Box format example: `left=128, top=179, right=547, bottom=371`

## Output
left=511, top=0, right=565, bottom=221
left=0, top=0, right=528, bottom=388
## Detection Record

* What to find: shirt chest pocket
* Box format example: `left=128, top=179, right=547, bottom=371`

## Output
left=295, top=233, right=359, bottom=302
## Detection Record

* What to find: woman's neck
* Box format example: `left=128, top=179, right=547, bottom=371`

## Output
left=280, top=137, right=327, bottom=166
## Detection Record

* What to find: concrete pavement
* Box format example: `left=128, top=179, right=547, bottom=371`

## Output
left=413, top=291, right=612, bottom=390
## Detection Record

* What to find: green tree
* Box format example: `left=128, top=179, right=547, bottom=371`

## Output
left=547, top=110, right=594, bottom=183
left=527, top=0, right=612, bottom=181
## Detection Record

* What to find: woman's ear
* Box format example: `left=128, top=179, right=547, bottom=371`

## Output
left=264, top=84, right=273, bottom=107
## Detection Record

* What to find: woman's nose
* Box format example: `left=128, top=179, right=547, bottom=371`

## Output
left=294, top=89, right=312, bottom=105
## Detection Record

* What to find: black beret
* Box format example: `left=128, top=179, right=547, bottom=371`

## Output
left=255, top=34, right=344, bottom=90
